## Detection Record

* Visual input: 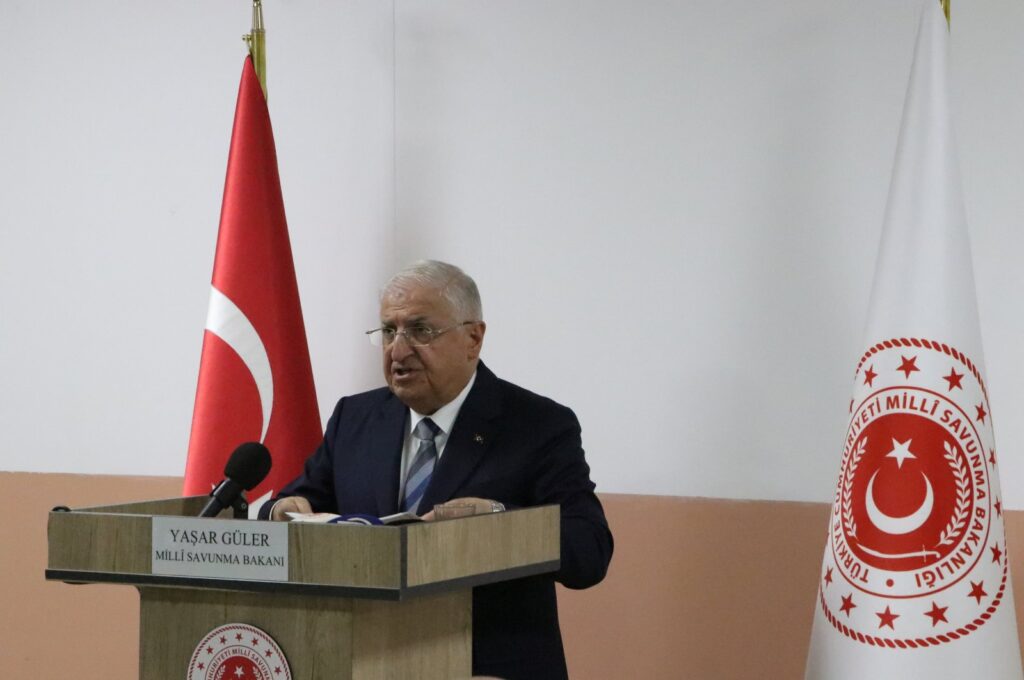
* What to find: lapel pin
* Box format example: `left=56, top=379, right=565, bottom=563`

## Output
left=474, top=434, right=485, bottom=444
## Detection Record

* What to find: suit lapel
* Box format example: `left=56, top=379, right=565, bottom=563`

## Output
left=368, top=395, right=407, bottom=515
left=420, top=363, right=502, bottom=511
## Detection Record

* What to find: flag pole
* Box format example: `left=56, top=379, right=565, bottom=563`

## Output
left=243, top=0, right=267, bottom=98
left=941, top=0, right=950, bottom=27
left=185, top=0, right=322, bottom=507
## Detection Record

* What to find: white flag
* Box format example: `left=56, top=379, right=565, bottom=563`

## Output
left=805, top=2, right=1023, bottom=678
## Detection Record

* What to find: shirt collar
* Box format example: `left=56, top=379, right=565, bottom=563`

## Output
left=408, top=370, right=477, bottom=436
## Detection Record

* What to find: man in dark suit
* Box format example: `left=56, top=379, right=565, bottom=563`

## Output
left=264, top=260, right=613, bottom=680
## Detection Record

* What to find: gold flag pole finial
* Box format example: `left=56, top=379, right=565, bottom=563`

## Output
left=243, top=0, right=267, bottom=98
left=941, top=0, right=950, bottom=28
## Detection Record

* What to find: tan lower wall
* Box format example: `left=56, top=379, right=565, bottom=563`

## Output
left=4, top=471, right=1023, bottom=679
left=558, top=495, right=831, bottom=679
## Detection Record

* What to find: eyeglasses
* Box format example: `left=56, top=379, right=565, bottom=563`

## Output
left=365, top=321, right=475, bottom=348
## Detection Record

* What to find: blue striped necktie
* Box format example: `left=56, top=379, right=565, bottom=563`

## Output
left=402, top=417, right=441, bottom=514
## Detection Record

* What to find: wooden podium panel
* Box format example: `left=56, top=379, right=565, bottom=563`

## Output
left=48, top=497, right=559, bottom=597
left=46, top=498, right=558, bottom=678
left=139, top=587, right=471, bottom=680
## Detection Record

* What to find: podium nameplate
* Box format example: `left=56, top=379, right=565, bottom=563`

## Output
left=152, top=517, right=289, bottom=581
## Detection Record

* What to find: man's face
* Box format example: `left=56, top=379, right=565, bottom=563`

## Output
left=379, top=284, right=485, bottom=415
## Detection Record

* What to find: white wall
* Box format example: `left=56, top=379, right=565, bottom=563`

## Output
left=3, top=0, right=1024, bottom=506
left=0, top=0, right=395, bottom=475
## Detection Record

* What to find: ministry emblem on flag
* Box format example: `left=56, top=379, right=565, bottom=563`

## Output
left=821, top=338, right=1008, bottom=648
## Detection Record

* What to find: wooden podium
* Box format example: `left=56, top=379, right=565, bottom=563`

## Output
left=46, top=497, right=559, bottom=679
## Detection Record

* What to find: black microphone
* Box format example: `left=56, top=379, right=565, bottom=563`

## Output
left=198, top=442, right=272, bottom=518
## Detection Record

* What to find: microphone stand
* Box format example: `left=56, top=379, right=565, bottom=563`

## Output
left=230, top=493, right=249, bottom=519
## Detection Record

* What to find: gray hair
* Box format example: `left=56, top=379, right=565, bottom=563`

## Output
left=382, top=260, right=483, bottom=321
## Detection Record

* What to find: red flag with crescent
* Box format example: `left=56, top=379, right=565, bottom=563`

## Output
left=183, top=57, right=321, bottom=512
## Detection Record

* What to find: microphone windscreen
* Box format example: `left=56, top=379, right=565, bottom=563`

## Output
left=224, top=442, right=272, bottom=490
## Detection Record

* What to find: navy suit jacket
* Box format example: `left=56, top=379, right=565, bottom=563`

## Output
left=265, top=362, right=613, bottom=679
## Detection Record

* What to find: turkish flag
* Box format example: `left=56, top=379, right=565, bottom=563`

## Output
left=804, top=4, right=1022, bottom=678
left=183, top=57, right=321, bottom=514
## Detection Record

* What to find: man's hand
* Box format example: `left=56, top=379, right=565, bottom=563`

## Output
left=420, top=497, right=504, bottom=521
left=269, top=496, right=313, bottom=521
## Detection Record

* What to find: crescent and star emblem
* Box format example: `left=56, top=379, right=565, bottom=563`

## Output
left=864, top=438, right=934, bottom=535
left=823, top=341, right=1003, bottom=643
left=858, top=438, right=940, bottom=560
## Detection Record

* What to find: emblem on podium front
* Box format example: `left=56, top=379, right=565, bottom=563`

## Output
left=187, top=623, right=291, bottom=680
